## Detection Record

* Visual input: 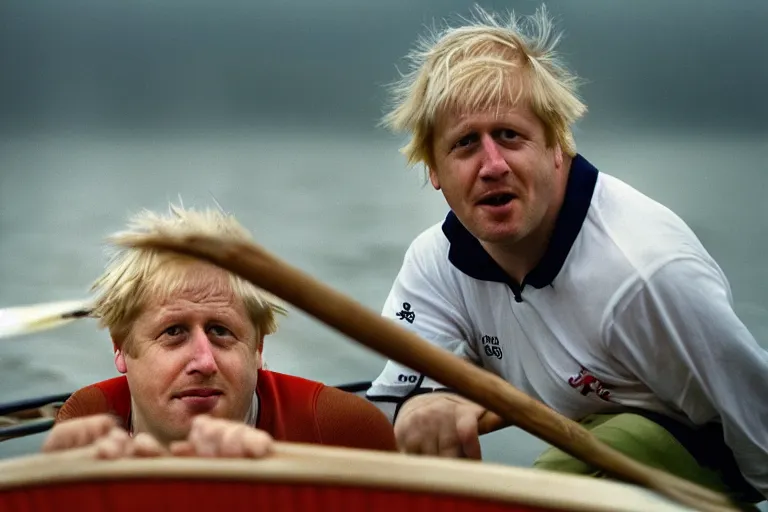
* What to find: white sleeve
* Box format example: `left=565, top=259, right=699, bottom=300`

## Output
left=603, top=255, right=768, bottom=499
left=365, top=236, right=477, bottom=422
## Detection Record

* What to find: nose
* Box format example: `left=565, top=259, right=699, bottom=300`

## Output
left=186, top=327, right=217, bottom=376
left=477, top=133, right=509, bottom=180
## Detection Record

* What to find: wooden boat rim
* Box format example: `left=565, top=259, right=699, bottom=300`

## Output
left=0, top=442, right=689, bottom=512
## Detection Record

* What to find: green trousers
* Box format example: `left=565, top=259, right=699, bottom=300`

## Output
left=533, top=413, right=763, bottom=508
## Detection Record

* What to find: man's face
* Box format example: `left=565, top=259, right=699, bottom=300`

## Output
left=429, top=101, right=565, bottom=248
left=115, top=264, right=261, bottom=445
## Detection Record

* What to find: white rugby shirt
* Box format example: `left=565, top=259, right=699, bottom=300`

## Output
left=366, top=154, right=768, bottom=498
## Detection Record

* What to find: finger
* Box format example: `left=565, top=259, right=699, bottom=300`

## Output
left=41, top=425, right=74, bottom=452
left=477, top=411, right=507, bottom=435
left=42, top=414, right=118, bottom=452
left=219, top=424, right=249, bottom=458
left=436, top=423, right=462, bottom=458
left=84, top=414, right=120, bottom=437
left=400, top=427, right=440, bottom=456
left=241, top=429, right=274, bottom=459
left=393, top=419, right=411, bottom=449
left=456, top=412, right=482, bottom=460
left=77, top=415, right=120, bottom=449
left=394, top=401, right=437, bottom=444
left=94, top=427, right=131, bottom=460
left=169, top=441, right=196, bottom=457
left=129, top=433, right=168, bottom=457
left=395, top=408, right=431, bottom=453
left=422, top=431, right=443, bottom=457
left=397, top=407, right=457, bottom=457
left=187, top=416, right=211, bottom=456
left=397, top=428, right=425, bottom=455
left=188, top=415, right=224, bottom=457
left=71, top=424, right=92, bottom=450
left=414, top=415, right=442, bottom=456
left=217, top=424, right=274, bottom=459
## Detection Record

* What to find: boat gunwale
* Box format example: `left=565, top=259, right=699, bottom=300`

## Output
left=0, top=442, right=690, bottom=512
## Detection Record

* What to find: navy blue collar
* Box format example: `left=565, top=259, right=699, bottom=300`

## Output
left=441, top=153, right=599, bottom=297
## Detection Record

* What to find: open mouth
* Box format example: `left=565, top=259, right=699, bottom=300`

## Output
left=478, top=193, right=515, bottom=206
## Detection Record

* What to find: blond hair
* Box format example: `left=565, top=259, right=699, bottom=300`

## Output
left=90, top=203, right=285, bottom=351
left=382, top=5, right=587, bottom=168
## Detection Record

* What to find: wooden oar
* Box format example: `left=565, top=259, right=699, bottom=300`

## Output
left=0, top=300, right=92, bottom=340
left=111, top=230, right=735, bottom=511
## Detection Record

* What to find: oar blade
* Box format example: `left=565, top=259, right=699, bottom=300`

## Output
left=0, top=300, right=92, bottom=340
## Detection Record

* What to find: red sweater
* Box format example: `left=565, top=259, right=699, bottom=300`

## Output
left=56, top=370, right=396, bottom=452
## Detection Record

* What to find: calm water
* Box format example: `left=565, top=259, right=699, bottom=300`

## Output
left=0, top=127, right=766, bottom=473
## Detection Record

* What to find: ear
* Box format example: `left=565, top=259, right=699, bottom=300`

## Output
left=114, top=348, right=128, bottom=374
left=428, top=166, right=441, bottom=190
left=554, top=144, right=564, bottom=169
left=256, top=334, right=264, bottom=369
left=111, top=335, right=128, bottom=374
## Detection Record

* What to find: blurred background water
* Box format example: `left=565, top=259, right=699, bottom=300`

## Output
left=0, top=0, right=766, bottom=502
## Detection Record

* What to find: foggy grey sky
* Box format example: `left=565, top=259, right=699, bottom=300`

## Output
left=1, top=0, right=766, bottom=135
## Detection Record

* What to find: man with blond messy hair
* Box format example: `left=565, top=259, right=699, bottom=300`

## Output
left=43, top=204, right=396, bottom=459
left=365, top=6, right=767, bottom=504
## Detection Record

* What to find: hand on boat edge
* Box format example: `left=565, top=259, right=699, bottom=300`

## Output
left=41, top=414, right=275, bottom=461
left=169, top=415, right=274, bottom=459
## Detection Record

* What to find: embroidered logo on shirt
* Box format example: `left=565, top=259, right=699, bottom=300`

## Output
left=568, top=366, right=611, bottom=401
left=395, top=302, right=415, bottom=323
left=481, top=334, right=503, bottom=360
